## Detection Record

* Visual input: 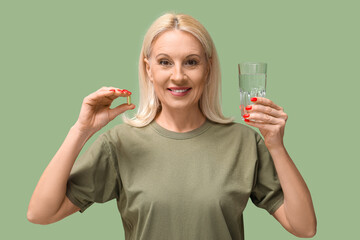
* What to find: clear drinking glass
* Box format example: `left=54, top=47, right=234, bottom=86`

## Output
left=238, top=62, right=267, bottom=120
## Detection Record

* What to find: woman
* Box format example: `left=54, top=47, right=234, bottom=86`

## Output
left=27, top=13, right=316, bottom=239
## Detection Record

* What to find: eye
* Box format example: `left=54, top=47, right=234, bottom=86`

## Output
left=185, top=59, right=198, bottom=66
left=159, top=59, right=171, bottom=66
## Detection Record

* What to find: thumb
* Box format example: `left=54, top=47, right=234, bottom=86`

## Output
left=108, top=103, right=136, bottom=121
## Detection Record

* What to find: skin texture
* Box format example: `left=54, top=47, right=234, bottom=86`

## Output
left=144, top=30, right=209, bottom=133
left=27, top=87, right=135, bottom=224
left=244, top=98, right=317, bottom=237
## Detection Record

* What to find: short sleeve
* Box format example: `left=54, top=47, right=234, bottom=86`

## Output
left=66, top=133, right=120, bottom=213
left=250, top=134, right=284, bottom=215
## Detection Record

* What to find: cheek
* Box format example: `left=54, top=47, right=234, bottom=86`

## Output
left=151, top=69, right=169, bottom=97
left=195, top=69, right=208, bottom=97
left=189, top=69, right=208, bottom=86
left=151, top=66, right=170, bottom=81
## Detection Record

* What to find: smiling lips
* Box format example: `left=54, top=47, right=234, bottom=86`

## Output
left=167, top=87, right=192, bottom=96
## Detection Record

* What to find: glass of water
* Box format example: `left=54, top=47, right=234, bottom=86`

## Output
left=238, top=62, right=267, bottom=120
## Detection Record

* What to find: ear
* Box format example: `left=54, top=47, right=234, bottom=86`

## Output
left=144, top=58, right=153, bottom=82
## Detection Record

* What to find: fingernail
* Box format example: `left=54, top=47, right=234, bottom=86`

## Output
left=245, top=105, right=252, bottom=110
left=244, top=119, right=250, bottom=122
left=110, top=89, right=115, bottom=92
left=243, top=114, right=250, bottom=118
left=131, top=105, right=135, bottom=109
left=251, top=97, right=257, bottom=102
left=239, top=105, right=243, bottom=109
left=117, top=89, right=122, bottom=92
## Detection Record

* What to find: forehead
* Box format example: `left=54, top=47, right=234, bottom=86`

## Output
left=151, top=30, right=205, bottom=57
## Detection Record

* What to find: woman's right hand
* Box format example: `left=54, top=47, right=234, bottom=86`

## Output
left=74, top=86, right=135, bottom=134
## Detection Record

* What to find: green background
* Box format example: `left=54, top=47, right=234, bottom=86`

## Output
left=1, top=0, right=358, bottom=239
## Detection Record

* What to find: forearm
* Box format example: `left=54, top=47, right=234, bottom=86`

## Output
left=268, top=145, right=317, bottom=236
left=27, top=123, right=94, bottom=222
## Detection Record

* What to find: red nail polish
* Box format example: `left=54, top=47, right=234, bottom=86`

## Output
left=127, top=91, right=132, bottom=95
left=245, top=106, right=252, bottom=110
left=251, top=97, right=257, bottom=102
left=243, top=114, right=250, bottom=118
left=116, top=89, right=122, bottom=92
left=110, top=89, right=115, bottom=92
left=244, top=119, right=250, bottom=122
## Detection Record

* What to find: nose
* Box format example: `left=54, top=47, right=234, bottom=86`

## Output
left=170, top=63, right=186, bottom=82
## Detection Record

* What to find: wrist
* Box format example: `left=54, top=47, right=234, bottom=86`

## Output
left=71, top=122, right=96, bottom=141
left=267, top=143, right=285, bottom=151
left=264, top=138, right=285, bottom=152
left=267, top=144, right=289, bottom=161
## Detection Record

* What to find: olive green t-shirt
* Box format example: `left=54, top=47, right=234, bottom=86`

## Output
left=66, top=119, right=284, bottom=240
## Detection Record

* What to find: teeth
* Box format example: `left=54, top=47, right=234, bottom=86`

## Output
left=171, top=89, right=189, bottom=93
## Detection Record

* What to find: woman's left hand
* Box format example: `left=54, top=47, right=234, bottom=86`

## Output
left=242, top=97, right=288, bottom=149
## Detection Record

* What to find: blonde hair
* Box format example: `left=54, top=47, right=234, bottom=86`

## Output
left=122, top=12, right=234, bottom=127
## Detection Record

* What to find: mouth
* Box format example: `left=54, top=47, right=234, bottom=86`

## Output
left=167, top=87, right=192, bottom=96
left=167, top=88, right=192, bottom=92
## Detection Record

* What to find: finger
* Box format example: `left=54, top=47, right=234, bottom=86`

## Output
left=86, top=87, right=132, bottom=105
left=94, top=86, right=132, bottom=96
left=102, top=87, right=132, bottom=98
left=245, top=104, right=284, bottom=119
left=251, top=97, right=283, bottom=111
left=108, top=103, right=136, bottom=121
left=104, top=88, right=132, bottom=100
left=243, top=119, right=270, bottom=129
left=244, top=112, right=284, bottom=125
left=94, top=86, right=121, bottom=95
left=85, top=90, right=117, bottom=105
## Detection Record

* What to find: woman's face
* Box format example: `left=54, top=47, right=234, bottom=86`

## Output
left=145, top=30, right=209, bottom=112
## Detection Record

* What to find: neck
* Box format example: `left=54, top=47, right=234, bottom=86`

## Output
left=155, top=105, right=206, bottom=133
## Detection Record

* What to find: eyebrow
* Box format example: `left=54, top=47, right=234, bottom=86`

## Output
left=155, top=53, right=202, bottom=58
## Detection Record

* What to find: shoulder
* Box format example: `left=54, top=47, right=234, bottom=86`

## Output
left=100, top=122, right=153, bottom=143
left=204, top=121, right=265, bottom=156
left=209, top=120, right=261, bottom=140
